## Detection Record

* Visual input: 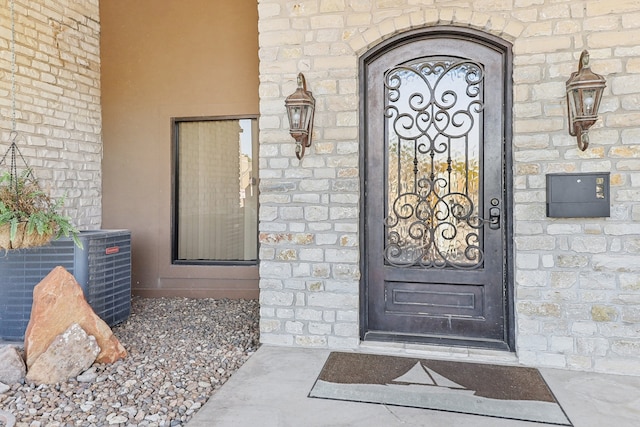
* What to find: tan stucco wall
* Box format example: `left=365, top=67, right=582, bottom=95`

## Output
left=0, top=0, right=102, bottom=228
left=257, top=0, right=640, bottom=375
left=100, top=0, right=260, bottom=297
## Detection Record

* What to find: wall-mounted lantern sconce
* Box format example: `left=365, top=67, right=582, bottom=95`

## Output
left=285, top=73, right=316, bottom=160
left=566, top=50, right=606, bottom=151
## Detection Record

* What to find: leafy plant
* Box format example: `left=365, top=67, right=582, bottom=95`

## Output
left=0, top=170, right=82, bottom=249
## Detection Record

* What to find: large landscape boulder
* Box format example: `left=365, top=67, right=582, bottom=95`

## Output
left=0, top=346, right=26, bottom=384
left=24, top=266, right=126, bottom=368
left=26, top=323, right=100, bottom=385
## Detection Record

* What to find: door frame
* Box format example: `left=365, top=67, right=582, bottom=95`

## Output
left=358, top=26, right=515, bottom=350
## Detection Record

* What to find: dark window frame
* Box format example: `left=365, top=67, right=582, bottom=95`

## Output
left=170, top=114, right=259, bottom=266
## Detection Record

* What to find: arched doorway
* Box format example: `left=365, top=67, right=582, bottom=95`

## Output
left=360, top=27, right=514, bottom=350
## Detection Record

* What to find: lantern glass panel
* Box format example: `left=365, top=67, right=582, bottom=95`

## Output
left=289, top=106, right=303, bottom=129
left=302, top=106, right=312, bottom=132
left=568, top=89, right=580, bottom=118
left=582, top=88, right=597, bottom=116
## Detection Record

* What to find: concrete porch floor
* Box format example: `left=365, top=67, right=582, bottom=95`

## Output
left=186, top=345, right=640, bottom=427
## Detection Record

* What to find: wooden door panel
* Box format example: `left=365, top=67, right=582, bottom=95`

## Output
left=384, top=282, right=485, bottom=317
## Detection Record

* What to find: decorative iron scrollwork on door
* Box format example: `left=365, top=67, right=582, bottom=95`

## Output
left=384, top=57, right=486, bottom=269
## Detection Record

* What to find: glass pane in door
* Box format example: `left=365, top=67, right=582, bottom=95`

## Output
left=384, top=57, right=483, bottom=269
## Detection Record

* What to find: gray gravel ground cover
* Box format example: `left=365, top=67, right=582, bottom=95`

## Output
left=0, top=297, right=260, bottom=426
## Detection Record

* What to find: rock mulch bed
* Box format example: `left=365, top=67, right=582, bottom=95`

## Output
left=0, top=297, right=260, bottom=426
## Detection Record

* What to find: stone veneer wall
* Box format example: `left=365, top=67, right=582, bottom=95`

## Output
left=0, top=0, right=101, bottom=228
left=258, top=0, right=640, bottom=375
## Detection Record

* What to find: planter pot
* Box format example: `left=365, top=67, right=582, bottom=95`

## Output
left=0, top=222, right=54, bottom=250
left=0, top=229, right=131, bottom=341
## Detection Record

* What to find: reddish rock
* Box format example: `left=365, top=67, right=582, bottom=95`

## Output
left=24, top=266, right=126, bottom=368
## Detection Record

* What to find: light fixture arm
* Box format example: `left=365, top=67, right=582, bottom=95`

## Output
left=576, top=129, right=589, bottom=151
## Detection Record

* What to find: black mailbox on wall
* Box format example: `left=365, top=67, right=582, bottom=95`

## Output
left=546, top=172, right=610, bottom=218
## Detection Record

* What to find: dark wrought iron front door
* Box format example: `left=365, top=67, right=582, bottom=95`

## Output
left=362, top=29, right=513, bottom=350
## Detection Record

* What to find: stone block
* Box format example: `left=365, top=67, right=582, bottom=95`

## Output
left=295, top=308, right=324, bottom=322
left=331, top=264, right=360, bottom=281
left=514, top=235, right=556, bottom=250
left=328, top=336, right=359, bottom=348
left=547, top=224, right=583, bottom=235
left=260, top=334, right=294, bottom=346
left=308, top=223, right=332, bottom=232
left=283, top=279, right=306, bottom=290
left=323, top=310, right=336, bottom=322
left=308, top=322, right=332, bottom=335
left=566, top=355, right=593, bottom=371
left=516, top=270, right=547, bottom=287
left=259, top=319, right=282, bottom=333
left=571, top=321, right=598, bottom=336
left=541, top=3, right=571, bottom=19
left=279, top=206, right=304, bottom=220
left=621, top=307, right=640, bottom=323
left=276, top=308, right=295, bottom=319
left=304, top=206, right=329, bottom=221
left=325, top=248, right=358, bottom=263
left=550, top=272, right=577, bottom=289
left=537, top=353, right=567, bottom=368
left=549, top=336, right=574, bottom=353
left=554, top=19, right=580, bottom=35
left=558, top=252, right=591, bottom=267
left=307, top=292, right=358, bottom=310
left=611, top=339, right=640, bottom=357
left=542, top=254, right=554, bottom=268
left=516, top=36, right=572, bottom=55
left=516, top=349, right=538, bottom=366
left=593, top=254, right=640, bottom=272
left=329, top=206, right=358, bottom=220
left=312, top=264, right=331, bottom=278
left=261, top=279, right=284, bottom=290
left=587, top=0, right=639, bottom=15
left=260, top=306, right=275, bottom=318
left=578, top=272, right=616, bottom=290
left=517, top=301, right=561, bottom=318
left=594, top=357, right=640, bottom=376
left=516, top=317, right=541, bottom=334
left=299, top=248, right=324, bottom=262
left=336, top=310, right=358, bottom=322
left=517, top=334, right=547, bottom=351
left=259, top=290, right=294, bottom=306
left=333, top=322, right=358, bottom=337
left=339, top=234, right=358, bottom=247
left=276, top=249, right=297, bottom=261
left=294, top=335, right=327, bottom=347
left=292, top=263, right=311, bottom=277
left=576, top=337, right=610, bottom=357
left=260, top=261, right=293, bottom=279
left=285, top=321, right=304, bottom=334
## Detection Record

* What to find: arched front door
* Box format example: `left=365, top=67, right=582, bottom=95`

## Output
left=361, top=27, right=514, bottom=350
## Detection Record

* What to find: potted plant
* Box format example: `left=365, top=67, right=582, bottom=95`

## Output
left=0, top=169, right=81, bottom=250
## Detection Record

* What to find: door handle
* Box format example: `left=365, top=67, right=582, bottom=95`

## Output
left=472, top=199, right=501, bottom=230
left=488, top=206, right=500, bottom=230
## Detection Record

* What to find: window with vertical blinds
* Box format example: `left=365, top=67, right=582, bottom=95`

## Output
left=172, top=117, right=258, bottom=264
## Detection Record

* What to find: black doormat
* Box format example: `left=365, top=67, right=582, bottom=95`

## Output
left=309, top=352, right=572, bottom=426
